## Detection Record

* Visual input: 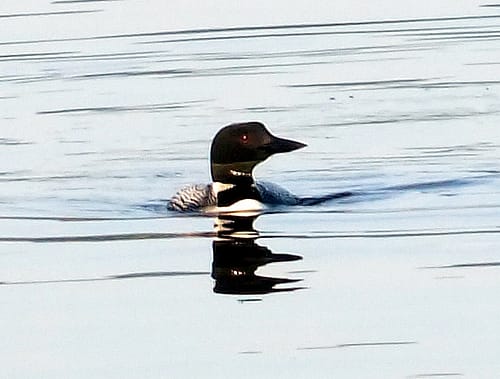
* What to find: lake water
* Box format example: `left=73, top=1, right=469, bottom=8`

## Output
left=1, top=1, right=500, bottom=378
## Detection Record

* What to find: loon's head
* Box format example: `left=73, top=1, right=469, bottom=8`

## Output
left=210, top=122, right=306, bottom=184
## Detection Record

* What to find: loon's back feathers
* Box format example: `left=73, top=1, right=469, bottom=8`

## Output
left=166, top=181, right=300, bottom=212
left=255, top=181, right=301, bottom=206
left=167, top=183, right=216, bottom=212
left=256, top=182, right=354, bottom=206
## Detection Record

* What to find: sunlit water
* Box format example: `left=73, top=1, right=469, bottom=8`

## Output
left=1, top=1, right=500, bottom=378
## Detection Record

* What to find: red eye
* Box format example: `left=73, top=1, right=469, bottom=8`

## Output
left=241, top=134, right=248, bottom=143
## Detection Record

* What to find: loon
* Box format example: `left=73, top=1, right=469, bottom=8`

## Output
left=167, top=121, right=351, bottom=212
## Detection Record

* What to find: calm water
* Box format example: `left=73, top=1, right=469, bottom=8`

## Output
left=1, top=1, right=500, bottom=378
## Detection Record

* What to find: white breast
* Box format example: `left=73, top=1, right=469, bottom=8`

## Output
left=204, top=198, right=266, bottom=216
left=205, top=182, right=266, bottom=215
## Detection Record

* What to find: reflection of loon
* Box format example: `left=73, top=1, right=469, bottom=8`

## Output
left=212, top=215, right=303, bottom=295
left=167, top=121, right=351, bottom=212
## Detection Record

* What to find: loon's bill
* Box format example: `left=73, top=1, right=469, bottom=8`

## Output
left=167, top=122, right=306, bottom=213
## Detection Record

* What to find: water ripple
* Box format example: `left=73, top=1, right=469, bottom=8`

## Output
left=0, top=10, right=100, bottom=18
left=297, top=341, right=416, bottom=350
left=0, top=270, right=209, bottom=286
left=3, top=14, right=500, bottom=46
left=0, top=138, right=33, bottom=146
left=423, top=261, right=500, bottom=269
left=37, top=100, right=205, bottom=115
left=1, top=228, right=497, bottom=243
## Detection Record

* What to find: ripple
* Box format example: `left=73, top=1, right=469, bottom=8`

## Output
left=52, top=0, right=121, bottom=3
left=0, top=174, right=87, bottom=183
left=1, top=227, right=498, bottom=243
left=287, top=78, right=500, bottom=90
left=3, top=14, right=500, bottom=46
left=0, top=51, right=78, bottom=62
left=297, top=341, right=416, bottom=350
left=37, top=100, right=205, bottom=115
left=0, top=138, right=33, bottom=146
left=0, top=231, right=215, bottom=243
left=407, top=142, right=498, bottom=153
left=286, top=78, right=429, bottom=88
left=0, top=270, right=209, bottom=286
left=408, top=374, right=463, bottom=378
left=0, top=10, right=100, bottom=18
left=423, top=261, right=500, bottom=269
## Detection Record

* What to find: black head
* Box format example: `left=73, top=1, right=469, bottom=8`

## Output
left=210, top=122, right=306, bottom=184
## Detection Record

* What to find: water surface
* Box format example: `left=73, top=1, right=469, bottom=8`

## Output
left=1, top=1, right=500, bottom=378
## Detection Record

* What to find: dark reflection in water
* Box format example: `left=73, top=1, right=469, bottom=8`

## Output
left=0, top=214, right=305, bottom=296
left=212, top=214, right=303, bottom=295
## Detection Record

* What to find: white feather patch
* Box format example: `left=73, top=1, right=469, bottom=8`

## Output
left=212, top=182, right=235, bottom=194
left=204, top=199, right=265, bottom=216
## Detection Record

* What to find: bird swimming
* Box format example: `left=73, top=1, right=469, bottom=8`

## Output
left=167, top=121, right=351, bottom=213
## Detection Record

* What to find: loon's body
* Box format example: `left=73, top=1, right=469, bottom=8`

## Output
left=167, top=122, right=306, bottom=212
left=167, top=180, right=301, bottom=212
